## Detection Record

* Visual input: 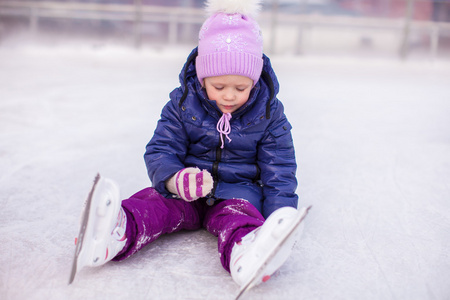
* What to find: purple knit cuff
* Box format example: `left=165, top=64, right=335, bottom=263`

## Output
left=196, top=51, right=263, bottom=86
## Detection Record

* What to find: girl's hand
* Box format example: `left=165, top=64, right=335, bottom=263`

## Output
left=166, top=167, right=214, bottom=202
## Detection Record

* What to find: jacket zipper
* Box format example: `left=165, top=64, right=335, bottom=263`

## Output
left=210, top=144, right=222, bottom=197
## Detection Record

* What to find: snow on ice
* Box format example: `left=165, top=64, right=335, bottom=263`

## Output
left=0, top=45, right=449, bottom=300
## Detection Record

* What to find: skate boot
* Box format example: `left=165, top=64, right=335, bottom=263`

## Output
left=69, top=174, right=127, bottom=283
left=230, top=206, right=309, bottom=293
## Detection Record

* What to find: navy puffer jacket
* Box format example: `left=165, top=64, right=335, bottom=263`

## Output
left=144, top=48, right=298, bottom=218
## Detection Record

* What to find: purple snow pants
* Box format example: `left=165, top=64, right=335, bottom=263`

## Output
left=112, top=187, right=264, bottom=272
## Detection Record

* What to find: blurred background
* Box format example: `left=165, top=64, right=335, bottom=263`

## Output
left=0, top=0, right=449, bottom=60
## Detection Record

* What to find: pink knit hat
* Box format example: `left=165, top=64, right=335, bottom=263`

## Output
left=196, top=0, right=264, bottom=86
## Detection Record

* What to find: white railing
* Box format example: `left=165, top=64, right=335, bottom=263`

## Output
left=0, top=1, right=449, bottom=58
left=0, top=1, right=205, bottom=46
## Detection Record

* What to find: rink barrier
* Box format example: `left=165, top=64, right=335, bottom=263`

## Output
left=0, top=1, right=449, bottom=58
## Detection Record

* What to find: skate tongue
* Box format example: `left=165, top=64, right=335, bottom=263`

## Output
left=234, top=206, right=311, bottom=300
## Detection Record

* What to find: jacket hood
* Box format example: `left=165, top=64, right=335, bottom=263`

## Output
left=177, top=47, right=279, bottom=120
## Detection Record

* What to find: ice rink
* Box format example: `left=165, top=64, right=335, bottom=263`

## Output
left=1, top=45, right=449, bottom=300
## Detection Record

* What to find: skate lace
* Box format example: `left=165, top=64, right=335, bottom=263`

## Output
left=216, top=113, right=232, bottom=149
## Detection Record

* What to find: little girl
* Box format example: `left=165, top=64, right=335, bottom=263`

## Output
left=70, top=0, right=309, bottom=293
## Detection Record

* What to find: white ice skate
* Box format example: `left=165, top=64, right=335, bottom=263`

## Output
left=230, top=206, right=310, bottom=299
left=69, top=174, right=127, bottom=284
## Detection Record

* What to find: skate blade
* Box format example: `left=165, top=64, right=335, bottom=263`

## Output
left=68, top=174, right=101, bottom=284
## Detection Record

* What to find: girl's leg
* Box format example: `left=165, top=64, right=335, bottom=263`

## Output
left=113, top=187, right=204, bottom=261
left=203, top=199, right=264, bottom=272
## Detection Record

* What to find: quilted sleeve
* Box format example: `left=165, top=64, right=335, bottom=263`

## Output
left=257, top=100, right=298, bottom=218
left=144, top=94, right=189, bottom=196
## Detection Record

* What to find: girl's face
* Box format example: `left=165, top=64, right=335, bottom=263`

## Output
left=204, top=75, right=253, bottom=114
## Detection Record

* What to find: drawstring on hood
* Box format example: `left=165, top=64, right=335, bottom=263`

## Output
left=216, top=113, right=232, bottom=148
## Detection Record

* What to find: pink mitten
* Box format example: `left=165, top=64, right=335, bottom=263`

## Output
left=166, top=167, right=214, bottom=202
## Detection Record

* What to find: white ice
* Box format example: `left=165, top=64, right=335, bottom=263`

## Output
left=1, top=45, right=449, bottom=300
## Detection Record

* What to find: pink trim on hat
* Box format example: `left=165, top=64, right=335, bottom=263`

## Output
left=196, top=52, right=263, bottom=86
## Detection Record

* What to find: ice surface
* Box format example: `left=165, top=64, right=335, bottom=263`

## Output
left=1, top=45, right=449, bottom=300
